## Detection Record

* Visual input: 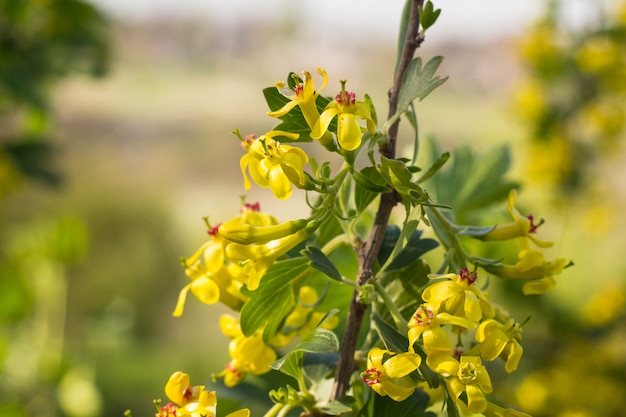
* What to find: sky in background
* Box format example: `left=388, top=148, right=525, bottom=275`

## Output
left=86, top=0, right=601, bottom=44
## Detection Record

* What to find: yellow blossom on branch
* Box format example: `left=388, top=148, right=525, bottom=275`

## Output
left=360, top=347, right=421, bottom=402
left=467, top=318, right=524, bottom=373
left=423, top=268, right=495, bottom=323
left=215, top=315, right=277, bottom=387
left=268, top=68, right=328, bottom=130
left=478, top=189, right=553, bottom=248
left=311, top=80, right=376, bottom=151
left=483, top=243, right=568, bottom=295
left=239, top=130, right=309, bottom=200
left=407, top=303, right=475, bottom=358
left=159, top=371, right=249, bottom=417
left=428, top=354, right=493, bottom=414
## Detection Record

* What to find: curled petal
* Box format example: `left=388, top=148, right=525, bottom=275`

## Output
left=267, top=99, right=298, bottom=118
left=311, top=106, right=338, bottom=139
left=172, top=284, right=191, bottom=317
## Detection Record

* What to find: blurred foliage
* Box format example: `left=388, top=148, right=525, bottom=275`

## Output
left=514, top=0, right=626, bottom=195
left=508, top=1, right=626, bottom=416
left=0, top=1, right=110, bottom=416
left=0, top=0, right=109, bottom=191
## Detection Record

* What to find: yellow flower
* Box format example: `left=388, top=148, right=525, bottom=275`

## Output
left=360, top=347, right=421, bottom=402
left=268, top=68, right=328, bottom=131
left=479, top=189, right=553, bottom=248
left=239, top=130, right=308, bottom=200
left=272, top=286, right=340, bottom=347
left=483, top=244, right=568, bottom=295
left=225, top=221, right=318, bottom=290
left=423, top=268, right=495, bottom=323
left=174, top=226, right=246, bottom=316
left=428, top=354, right=493, bottom=414
left=159, top=372, right=249, bottom=417
left=469, top=318, right=524, bottom=373
left=311, top=81, right=376, bottom=151
left=216, top=316, right=277, bottom=387
left=407, top=303, right=475, bottom=357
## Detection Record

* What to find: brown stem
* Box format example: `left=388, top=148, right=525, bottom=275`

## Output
left=328, top=0, right=425, bottom=403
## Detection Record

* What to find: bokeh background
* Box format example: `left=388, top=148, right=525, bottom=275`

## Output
left=1, top=0, right=625, bottom=416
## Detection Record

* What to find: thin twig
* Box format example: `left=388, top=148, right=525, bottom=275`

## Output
left=328, top=0, right=425, bottom=403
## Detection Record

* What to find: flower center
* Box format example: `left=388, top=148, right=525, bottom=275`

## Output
left=158, top=403, right=179, bottom=417
left=207, top=224, right=221, bottom=236
left=413, top=305, right=435, bottom=326
left=458, top=361, right=478, bottom=384
left=459, top=267, right=478, bottom=285
left=361, top=368, right=381, bottom=385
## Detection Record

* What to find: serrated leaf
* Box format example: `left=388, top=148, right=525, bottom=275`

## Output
left=393, top=56, right=447, bottom=121
left=240, top=257, right=309, bottom=342
left=419, top=1, right=441, bottom=31
left=379, top=156, right=427, bottom=203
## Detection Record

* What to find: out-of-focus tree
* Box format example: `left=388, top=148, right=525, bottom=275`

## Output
left=1, top=1, right=109, bottom=416
left=515, top=0, right=626, bottom=195
left=509, top=1, right=626, bottom=416
left=0, top=0, right=109, bottom=194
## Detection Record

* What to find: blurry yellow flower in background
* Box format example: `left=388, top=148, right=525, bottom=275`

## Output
left=484, top=245, right=568, bottom=295
left=479, top=189, right=553, bottom=248
left=216, top=315, right=276, bottom=387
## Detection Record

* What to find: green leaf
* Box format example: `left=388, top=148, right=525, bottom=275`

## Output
left=379, top=203, right=424, bottom=273
left=318, top=399, right=353, bottom=416
left=392, top=56, right=448, bottom=122
left=384, top=231, right=438, bottom=272
left=372, top=388, right=433, bottom=417
left=456, top=224, right=497, bottom=237
left=419, top=1, right=442, bottom=32
left=271, top=327, right=340, bottom=370
left=262, top=87, right=334, bottom=142
left=353, top=167, right=388, bottom=193
left=240, top=257, right=309, bottom=342
left=379, top=156, right=427, bottom=203
left=416, top=151, right=449, bottom=184
left=371, top=312, right=409, bottom=353
left=303, top=246, right=342, bottom=282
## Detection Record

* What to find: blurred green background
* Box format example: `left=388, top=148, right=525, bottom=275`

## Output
left=1, top=1, right=625, bottom=416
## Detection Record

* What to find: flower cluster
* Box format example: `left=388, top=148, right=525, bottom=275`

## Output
left=214, top=286, right=339, bottom=387
left=174, top=202, right=318, bottom=315
left=151, top=372, right=249, bottom=417
left=362, top=267, right=529, bottom=416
